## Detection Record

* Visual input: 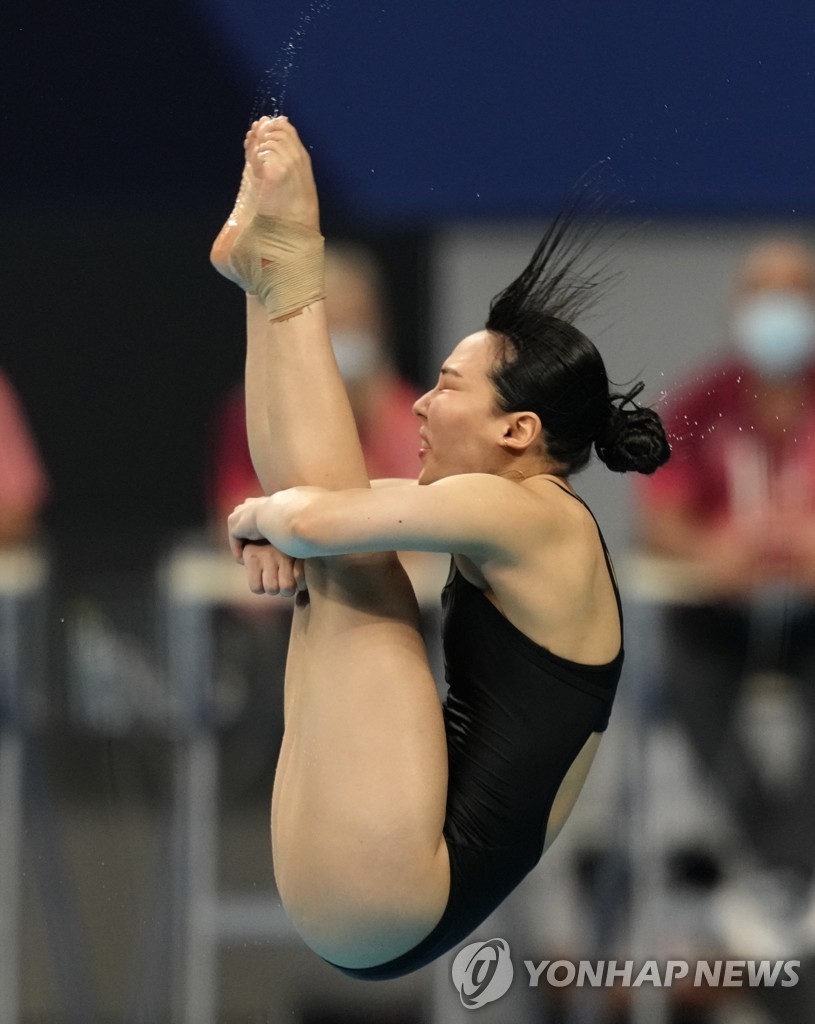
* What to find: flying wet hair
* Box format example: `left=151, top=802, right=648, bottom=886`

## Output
left=485, top=196, right=670, bottom=476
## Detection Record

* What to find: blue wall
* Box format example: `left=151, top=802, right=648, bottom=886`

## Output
left=191, top=0, right=815, bottom=221
left=9, top=0, right=815, bottom=222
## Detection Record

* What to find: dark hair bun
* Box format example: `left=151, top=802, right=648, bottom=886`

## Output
left=594, top=391, right=671, bottom=475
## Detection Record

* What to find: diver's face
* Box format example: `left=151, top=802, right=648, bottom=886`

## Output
left=412, top=331, right=509, bottom=484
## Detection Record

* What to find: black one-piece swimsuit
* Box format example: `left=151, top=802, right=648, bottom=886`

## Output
left=331, top=486, right=623, bottom=980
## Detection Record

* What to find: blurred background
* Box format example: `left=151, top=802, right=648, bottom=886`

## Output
left=4, top=1, right=815, bottom=1021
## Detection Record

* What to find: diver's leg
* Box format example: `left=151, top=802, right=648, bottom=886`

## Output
left=211, top=116, right=369, bottom=494
left=212, top=119, right=449, bottom=968
left=271, top=556, right=450, bottom=968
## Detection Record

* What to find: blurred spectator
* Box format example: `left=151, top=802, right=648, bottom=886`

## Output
left=0, top=366, right=48, bottom=545
left=638, top=239, right=815, bottom=885
left=209, top=242, right=423, bottom=523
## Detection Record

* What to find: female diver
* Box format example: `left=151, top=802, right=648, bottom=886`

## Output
left=212, top=116, right=670, bottom=980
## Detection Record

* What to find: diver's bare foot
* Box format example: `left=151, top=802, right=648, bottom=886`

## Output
left=246, top=116, right=320, bottom=231
left=210, top=130, right=261, bottom=286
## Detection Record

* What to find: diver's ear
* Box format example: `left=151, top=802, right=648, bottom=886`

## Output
left=501, top=411, right=543, bottom=452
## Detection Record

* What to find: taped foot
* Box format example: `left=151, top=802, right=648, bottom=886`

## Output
left=230, top=213, right=325, bottom=321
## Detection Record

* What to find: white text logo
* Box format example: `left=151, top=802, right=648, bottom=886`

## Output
left=451, top=938, right=514, bottom=1008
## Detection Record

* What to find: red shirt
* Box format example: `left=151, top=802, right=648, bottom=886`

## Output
left=639, top=359, right=815, bottom=527
left=0, top=370, right=49, bottom=517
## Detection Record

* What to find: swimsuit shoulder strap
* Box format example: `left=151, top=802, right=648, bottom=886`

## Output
left=542, top=478, right=623, bottom=627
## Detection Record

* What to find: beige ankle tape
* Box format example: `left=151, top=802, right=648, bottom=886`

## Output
left=231, top=214, right=325, bottom=320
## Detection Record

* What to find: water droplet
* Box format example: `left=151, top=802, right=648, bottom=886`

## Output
left=251, top=2, right=333, bottom=120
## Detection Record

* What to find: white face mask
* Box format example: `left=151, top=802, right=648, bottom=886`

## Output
left=732, top=291, right=815, bottom=378
left=330, top=329, right=380, bottom=384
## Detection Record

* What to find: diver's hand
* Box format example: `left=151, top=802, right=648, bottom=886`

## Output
left=240, top=540, right=307, bottom=598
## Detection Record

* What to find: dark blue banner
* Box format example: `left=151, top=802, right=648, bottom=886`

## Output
left=188, top=0, right=815, bottom=220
